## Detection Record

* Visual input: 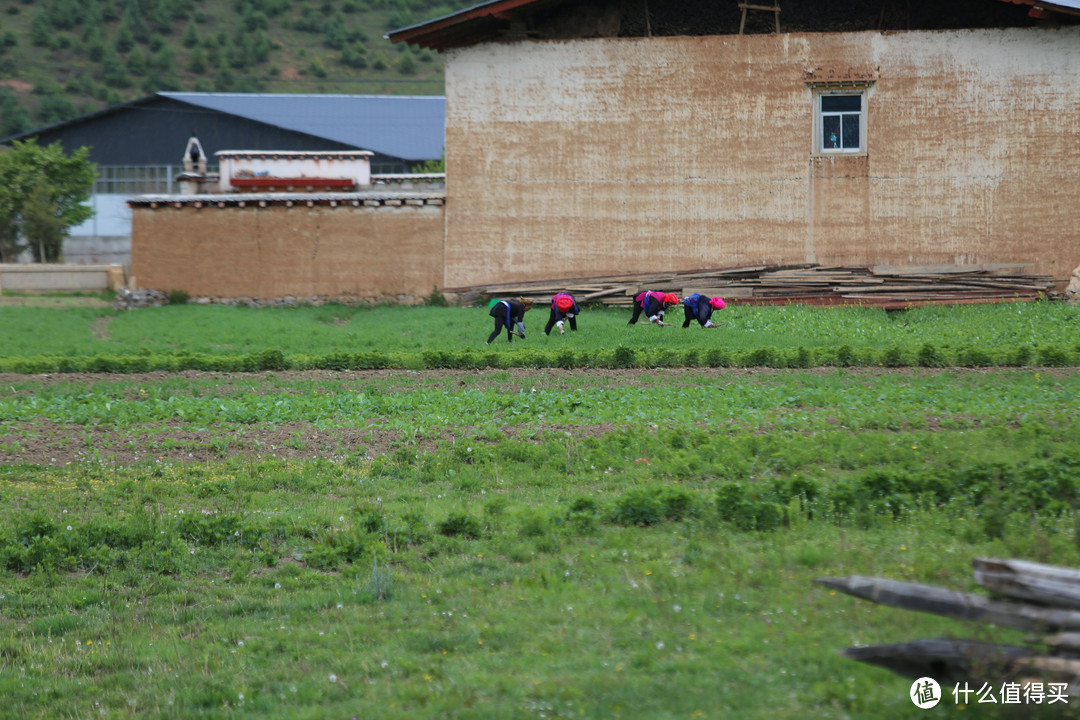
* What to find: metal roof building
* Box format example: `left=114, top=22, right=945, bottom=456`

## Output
left=0, top=92, right=445, bottom=264
left=2, top=92, right=446, bottom=175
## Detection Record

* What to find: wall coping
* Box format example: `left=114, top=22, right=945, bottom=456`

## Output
left=128, top=191, right=445, bottom=208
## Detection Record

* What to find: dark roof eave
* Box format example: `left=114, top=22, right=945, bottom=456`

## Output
left=386, top=0, right=549, bottom=50
left=0, top=94, right=161, bottom=146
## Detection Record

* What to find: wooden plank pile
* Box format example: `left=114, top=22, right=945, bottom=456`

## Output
left=818, top=558, right=1080, bottom=699
left=447, top=263, right=1057, bottom=309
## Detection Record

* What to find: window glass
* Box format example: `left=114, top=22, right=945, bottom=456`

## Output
left=817, top=91, right=864, bottom=153
left=821, top=95, right=861, bottom=112
left=841, top=115, right=860, bottom=149
left=822, top=116, right=841, bottom=149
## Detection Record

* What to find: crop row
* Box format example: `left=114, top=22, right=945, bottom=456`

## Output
left=1, top=342, right=1078, bottom=374
left=4, top=445, right=1076, bottom=576
left=2, top=373, right=1075, bottom=429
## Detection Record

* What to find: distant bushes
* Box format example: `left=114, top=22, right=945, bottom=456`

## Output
left=0, top=343, right=1076, bottom=374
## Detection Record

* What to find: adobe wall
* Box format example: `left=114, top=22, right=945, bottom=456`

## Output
left=130, top=202, right=445, bottom=301
left=443, top=28, right=1080, bottom=288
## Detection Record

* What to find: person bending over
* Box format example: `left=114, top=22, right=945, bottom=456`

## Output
left=628, top=291, right=679, bottom=326
left=486, top=297, right=533, bottom=343
left=681, top=294, right=725, bottom=328
left=544, top=292, right=581, bottom=335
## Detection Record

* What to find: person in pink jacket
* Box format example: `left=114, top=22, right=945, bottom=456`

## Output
left=628, top=291, right=679, bottom=326
left=544, top=292, right=581, bottom=335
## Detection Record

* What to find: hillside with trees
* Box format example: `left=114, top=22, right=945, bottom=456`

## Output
left=0, top=0, right=465, bottom=137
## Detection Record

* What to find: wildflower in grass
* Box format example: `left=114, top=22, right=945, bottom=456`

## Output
left=329, top=673, right=337, bottom=683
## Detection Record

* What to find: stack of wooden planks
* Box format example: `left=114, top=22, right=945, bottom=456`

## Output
left=819, top=558, right=1080, bottom=697
left=448, top=263, right=1058, bottom=309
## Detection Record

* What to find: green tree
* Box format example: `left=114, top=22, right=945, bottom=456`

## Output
left=22, top=181, right=67, bottom=262
left=182, top=21, right=200, bottom=48
left=397, top=47, right=417, bottom=75
left=30, top=13, right=53, bottom=47
left=0, top=89, right=31, bottom=136
left=35, top=94, right=79, bottom=124
left=120, top=4, right=150, bottom=44
left=127, top=47, right=148, bottom=75
left=187, top=46, right=208, bottom=73
left=0, top=139, right=96, bottom=263
left=115, top=23, right=135, bottom=53
left=411, top=150, right=445, bottom=174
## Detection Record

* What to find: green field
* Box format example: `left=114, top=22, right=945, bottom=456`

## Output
left=0, top=300, right=1078, bottom=371
left=1, top=301, right=1079, bottom=719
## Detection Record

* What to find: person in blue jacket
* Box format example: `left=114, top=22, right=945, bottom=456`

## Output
left=486, top=297, right=533, bottom=343
left=681, top=294, right=726, bottom=328
left=544, top=292, right=580, bottom=335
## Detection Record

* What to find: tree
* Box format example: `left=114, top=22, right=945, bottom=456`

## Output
left=0, top=89, right=31, bottom=136
left=22, top=182, right=66, bottom=262
left=411, top=150, right=445, bottom=174
left=0, top=139, right=96, bottom=264
left=182, top=21, right=200, bottom=48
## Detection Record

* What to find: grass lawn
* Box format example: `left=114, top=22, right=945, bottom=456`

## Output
left=1, top=301, right=1078, bottom=718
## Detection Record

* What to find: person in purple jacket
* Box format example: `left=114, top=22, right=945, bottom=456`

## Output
left=682, top=294, right=726, bottom=328
left=628, top=291, right=679, bottom=326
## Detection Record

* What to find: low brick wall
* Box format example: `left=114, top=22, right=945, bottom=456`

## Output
left=129, top=192, right=445, bottom=302
left=0, top=264, right=126, bottom=293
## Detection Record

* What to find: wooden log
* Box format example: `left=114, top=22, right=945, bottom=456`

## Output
left=869, top=264, right=1011, bottom=276
left=815, top=576, right=1080, bottom=632
left=975, top=558, right=1080, bottom=586
left=1033, top=632, right=1080, bottom=655
left=840, top=637, right=1031, bottom=684
left=1012, top=656, right=1080, bottom=679
left=684, top=287, right=756, bottom=298
left=580, top=286, right=632, bottom=301
left=974, top=558, right=1080, bottom=609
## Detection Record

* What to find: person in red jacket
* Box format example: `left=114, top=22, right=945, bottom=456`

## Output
left=544, top=292, right=581, bottom=335
left=682, top=293, right=726, bottom=328
left=628, top=291, right=679, bottom=326
left=486, top=297, right=533, bottom=344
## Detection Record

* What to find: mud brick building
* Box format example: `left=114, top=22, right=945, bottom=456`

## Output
left=127, top=151, right=445, bottom=303
left=390, top=0, right=1080, bottom=291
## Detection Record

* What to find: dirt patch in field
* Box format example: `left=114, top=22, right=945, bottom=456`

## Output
left=0, top=79, right=33, bottom=93
left=90, top=316, right=113, bottom=340
left=0, top=367, right=1073, bottom=467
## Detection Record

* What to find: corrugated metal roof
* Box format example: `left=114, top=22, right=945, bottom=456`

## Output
left=158, top=92, right=445, bottom=162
